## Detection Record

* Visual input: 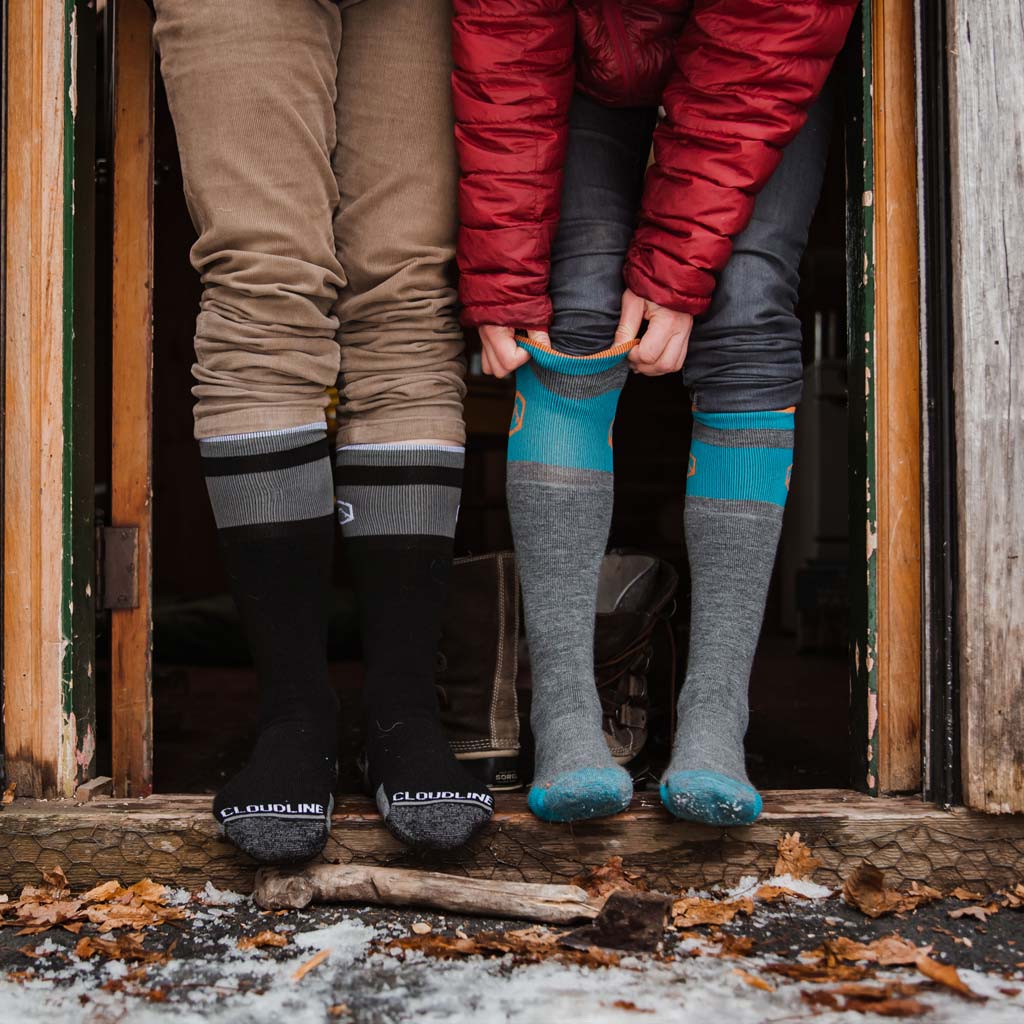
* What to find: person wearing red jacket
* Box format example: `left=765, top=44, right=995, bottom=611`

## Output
left=452, top=0, right=858, bottom=826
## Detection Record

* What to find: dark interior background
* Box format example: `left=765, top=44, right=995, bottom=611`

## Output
left=91, top=56, right=851, bottom=797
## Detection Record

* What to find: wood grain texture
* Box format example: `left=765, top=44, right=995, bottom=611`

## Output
left=3, top=0, right=75, bottom=797
left=948, top=3, right=1024, bottom=812
left=110, top=0, right=156, bottom=798
left=2, top=792, right=1022, bottom=894
left=872, top=0, right=922, bottom=793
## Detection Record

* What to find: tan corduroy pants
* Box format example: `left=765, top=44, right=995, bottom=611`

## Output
left=153, top=0, right=466, bottom=444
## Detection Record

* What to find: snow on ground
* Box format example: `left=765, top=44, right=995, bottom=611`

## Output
left=2, top=897, right=1023, bottom=1024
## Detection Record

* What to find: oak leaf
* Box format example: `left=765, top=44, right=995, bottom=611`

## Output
left=774, top=832, right=821, bottom=880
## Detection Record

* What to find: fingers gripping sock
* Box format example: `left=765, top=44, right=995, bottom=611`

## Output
left=661, top=409, right=795, bottom=826
left=203, top=425, right=339, bottom=864
left=335, top=445, right=494, bottom=851
left=508, top=338, right=637, bottom=823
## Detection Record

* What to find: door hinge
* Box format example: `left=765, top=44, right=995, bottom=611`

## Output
left=101, top=526, right=140, bottom=610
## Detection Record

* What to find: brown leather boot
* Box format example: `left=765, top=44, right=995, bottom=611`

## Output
left=436, top=552, right=522, bottom=790
left=595, top=552, right=679, bottom=776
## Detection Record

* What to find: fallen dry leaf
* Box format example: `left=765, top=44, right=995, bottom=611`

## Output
left=820, top=934, right=930, bottom=967
left=1002, top=884, right=1024, bottom=909
left=765, top=961, right=877, bottom=984
left=949, top=903, right=999, bottom=922
left=754, top=883, right=809, bottom=904
left=74, top=933, right=172, bottom=965
left=2, top=782, right=16, bottom=805
left=41, top=866, right=70, bottom=894
left=713, top=932, right=755, bottom=958
left=774, top=832, right=821, bottom=880
left=842, top=863, right=942, bottom=918
left=733, top=968, right=775, bottom=992
left=327, top=1005, right=352, bottom=1019
left=802, top=982, right=931, bottom=1018
left=292, top=948, right=331, bottom=982
left=81, top=881, right=124, bottom=904
left=672, top=896, right=754, bottom=929
left=950, top=886, right=985, bottom=901
left=411, top=921, right=432, bottom=935
left=915, top=955, right=986, bottom=1001
left=571, top=857, right=646, bottom=900
left=608, top=1001, right=654, bottom=1014
left=237, top=930, right=288, bottom=951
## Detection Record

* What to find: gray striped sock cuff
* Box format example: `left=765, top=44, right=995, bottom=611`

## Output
left=334, top=446, right=464, bottom=539
left=200, top=425, right=334, bottom=530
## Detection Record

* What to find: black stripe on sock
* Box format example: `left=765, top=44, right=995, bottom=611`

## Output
left=332, top=465, right=463, bottom=488
left=202, top=440, right=329, bottom=478
left=218, top=513, right=335, bottom=543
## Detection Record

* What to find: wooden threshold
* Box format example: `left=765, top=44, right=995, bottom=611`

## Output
left=2, top=791, right=1022, bottom=896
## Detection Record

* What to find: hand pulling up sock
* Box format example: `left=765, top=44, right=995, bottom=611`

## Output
left=203, top=425, right=339, bottom=863
left=661, top=408, right=795, bottom=826
left=507, top=336, right=637, bottom=823
left=335, top=443, right=494, bottom=851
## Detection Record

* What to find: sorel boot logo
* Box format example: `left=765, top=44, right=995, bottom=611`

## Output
left=219, top=802, right=324, bottom=820
left=336, top=500, right=355, bottom=526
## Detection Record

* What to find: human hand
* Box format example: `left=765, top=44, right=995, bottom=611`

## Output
left=616, top=289, right=693, bottom=376
left=478, top=326, right=550, bottom=379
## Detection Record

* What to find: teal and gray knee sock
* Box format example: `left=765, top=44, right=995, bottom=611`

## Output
left=203, top=424, right=339, bottom=863
left=661, top=408, right=795, bottom=825
left=507, top=338, right=636, bottom=823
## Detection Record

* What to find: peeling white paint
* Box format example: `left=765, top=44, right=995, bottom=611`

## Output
left=866, top=519, right=878, bottom=561
left=68, top=7, right=78, bottom=119
left=862, top=189, right=874, bottom=207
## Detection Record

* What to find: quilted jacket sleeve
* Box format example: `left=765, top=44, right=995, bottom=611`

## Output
left=452, top=0, right=576, bottom=329
left=624, top=0, right=859, bottom=315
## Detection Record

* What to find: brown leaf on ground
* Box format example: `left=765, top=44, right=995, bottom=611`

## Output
left=41, top=867, right=70, bottom=894
left=774, top=832, right=822, bottom=880
left=382, top=927, right=619, bottom=969
left=733, top=968, right=775, bottom=992
left=819, top=935, right=930, bottom=967
left=237, top=930, right=288, bottom=951
left=327, top=1005, right=352, bottom=1018
left=713, top=932, right=755, bottom=958
left=1003, top=884, right=1024, bottom=909
left=842, top=864, right=942, bottom=918
left=672, top=896, right=754, bottom=929
left=608, top=1001, right=655, bottom=1014
left=2, top=782, right=16, bottom=805
left=14, top=899, right=84, bottom=929
left=950, top=886, right=985, bottom=901
left=949, top=904, right=1000, bottom=922
left=754, top=884, right=810, bottom=903
left=292, top=948, right=331, bottom=982
left=80, top=881, right=125, bottom=904
left=570, top=857, right=646, bottom=899
left=915, top=955, right=986, bottom=1001
left=765, top=961, right=877, bottom=983
left=74, top=933, right=172, bottom=965
left=802, top=982, right=932, bottom=1018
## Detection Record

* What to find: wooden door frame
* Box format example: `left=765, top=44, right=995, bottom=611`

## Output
left=4, top=0, right=929, bottom=803
left=2, top=0, right=96, bottom=798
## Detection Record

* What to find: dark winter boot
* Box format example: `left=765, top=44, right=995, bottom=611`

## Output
left=436, top=552, right=522, bottom=790
left=595, top=552, right=679, bottom=776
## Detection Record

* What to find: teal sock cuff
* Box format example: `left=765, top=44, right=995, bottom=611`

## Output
left=687, top=409, right=794, bottom=508
left=508, top=342, right=632, bottom=473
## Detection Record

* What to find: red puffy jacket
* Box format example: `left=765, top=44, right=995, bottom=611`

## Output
left=452, top=0, right=858, bottom=329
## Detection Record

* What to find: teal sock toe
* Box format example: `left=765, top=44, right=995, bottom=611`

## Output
left=661, top=770, right=762, bottom=826
left=528, top=767, right=632, bottom=823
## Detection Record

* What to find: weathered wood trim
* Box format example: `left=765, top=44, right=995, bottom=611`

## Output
left=2, top=792, right=1022, bottom=894
left=2, top=0, right=91, bottom=797
left=110, top=0, right=155, bottom=798
left=871, top=0, right=922, bottom=794
left=947, top=4, right=1024, bottom=812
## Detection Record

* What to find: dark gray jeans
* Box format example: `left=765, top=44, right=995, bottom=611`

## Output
left=548, top=89, right=833, bottom=412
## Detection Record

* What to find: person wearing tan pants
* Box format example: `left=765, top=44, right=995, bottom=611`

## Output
left=153, top=0, right=493, bottom=863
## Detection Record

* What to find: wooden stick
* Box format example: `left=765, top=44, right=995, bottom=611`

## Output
left=254, top=863, right=603, bottom=923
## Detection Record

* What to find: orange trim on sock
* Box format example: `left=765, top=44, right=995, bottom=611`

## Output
left=513, top=331, right=639, bottom=359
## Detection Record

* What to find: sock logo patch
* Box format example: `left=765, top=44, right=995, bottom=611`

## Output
left=688, top=452, right=697, bottom=478
left=218, top=802, right=325, bottom=821
left=336, top=500, right=355, bottom=526
left=510, top=392, right=526, bottom=436
left=391, top=790, right=494, bottom=808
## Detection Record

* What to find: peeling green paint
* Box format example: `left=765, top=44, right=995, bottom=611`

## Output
left=845, top=5, right=879, bottom=796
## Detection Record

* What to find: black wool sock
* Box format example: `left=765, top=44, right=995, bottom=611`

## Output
left=202, top=426, right=339, bottom=864
left=335, top=444, right=494, bottom=851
